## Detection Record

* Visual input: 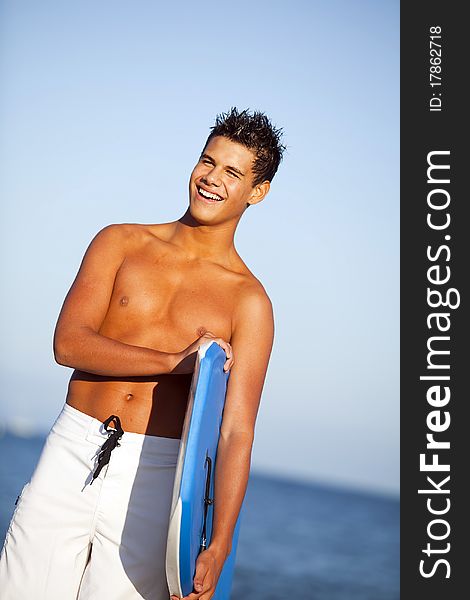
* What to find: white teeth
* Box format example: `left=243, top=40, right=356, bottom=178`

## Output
left=198, top=187, right=222, bottom=201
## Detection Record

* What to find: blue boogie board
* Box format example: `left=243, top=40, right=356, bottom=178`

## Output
left=165, top=341, right=243, bottom=599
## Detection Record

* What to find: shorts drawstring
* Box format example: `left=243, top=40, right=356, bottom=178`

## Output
left=90, top=415, right=124, bottom=485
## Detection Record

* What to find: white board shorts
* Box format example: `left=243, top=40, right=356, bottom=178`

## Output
left=0, top=402, right=181, bottom=600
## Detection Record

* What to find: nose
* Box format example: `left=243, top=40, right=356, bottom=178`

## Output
left=202, top=166, right=222, bottom=187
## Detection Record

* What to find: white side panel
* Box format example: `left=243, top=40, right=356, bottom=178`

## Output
left=165, top=497, right=183, bottom=597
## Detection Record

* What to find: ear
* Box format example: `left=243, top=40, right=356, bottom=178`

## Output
left=247, top=180, right=270, bottom=207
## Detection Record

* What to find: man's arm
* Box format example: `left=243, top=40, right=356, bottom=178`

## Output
left=53, top=224, right=177, bottom=377
left=206, top=286, right=275, bottom=560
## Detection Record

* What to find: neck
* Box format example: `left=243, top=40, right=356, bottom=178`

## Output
left=169, top=208, right=241, bottom=262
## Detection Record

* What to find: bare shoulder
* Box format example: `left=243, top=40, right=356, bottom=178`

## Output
left=236, top=275, right=273, bottom=309
left=232, top=273, right=274, bottom=334
left=97, top=222, right=162, bottom=241
left=90, top=222, right=140, bottom=247
left=90, top=222, right=170, bottom=253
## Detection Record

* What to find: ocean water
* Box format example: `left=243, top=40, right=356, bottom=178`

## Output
left=0, top=432, right=399, bottom=599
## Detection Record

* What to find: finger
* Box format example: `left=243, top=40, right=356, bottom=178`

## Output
left=199, top=559, right=215, bottom=594
left=193, top=556, right=210, bottom=593
left=193, top=573, right=204, bottom=593
left=216, top=339, right=232, bottom=357
left=212, top=337, right=228, bottom=350
left=199, top=588, right=216, bottom=600
left=203, top=336, right=231, bottom=360
left=223, top=345, right=233, bottom=371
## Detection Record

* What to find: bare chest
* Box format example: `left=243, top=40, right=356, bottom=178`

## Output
left=99, top=253, right=238, bottom=350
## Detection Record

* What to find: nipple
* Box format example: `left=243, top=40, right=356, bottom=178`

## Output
left=120, top=296, right=129, bottom=306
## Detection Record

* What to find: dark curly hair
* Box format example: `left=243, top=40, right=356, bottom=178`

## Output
left=202, top=107, right=286, bottom=188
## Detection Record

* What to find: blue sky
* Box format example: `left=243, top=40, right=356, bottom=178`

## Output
left=0, top=0, right=399, bottom=495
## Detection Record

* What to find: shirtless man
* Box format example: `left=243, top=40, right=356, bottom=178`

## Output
left=0, top=107, right=285, bottom=600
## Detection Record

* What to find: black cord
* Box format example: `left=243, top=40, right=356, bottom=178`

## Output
left=200, top=454, right=214, bottom=552
left=90, top=415, right=124, bottom=485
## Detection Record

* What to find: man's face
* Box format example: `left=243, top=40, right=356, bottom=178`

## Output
left=188, top=135, right=268, bottom=225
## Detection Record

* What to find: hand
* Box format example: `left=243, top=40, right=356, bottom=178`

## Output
left=171, top=329, right=234, bottom=375
left=170, top=546, right=225, bottom=600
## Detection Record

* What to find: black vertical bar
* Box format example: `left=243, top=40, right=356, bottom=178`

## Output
left=401, top=2, right=467, bottom=598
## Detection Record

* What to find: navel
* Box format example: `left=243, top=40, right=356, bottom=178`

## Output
left=126, top=393, right=134, bottom=401
left=120, top=296, right=129, bottom=306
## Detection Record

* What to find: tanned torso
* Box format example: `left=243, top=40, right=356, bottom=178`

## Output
left=65, top=222, right=256, bottom=439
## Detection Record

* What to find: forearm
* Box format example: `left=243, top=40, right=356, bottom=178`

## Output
left=208, top=432, right=253, bottom=559
left=54, top=327, right=178, bottom=377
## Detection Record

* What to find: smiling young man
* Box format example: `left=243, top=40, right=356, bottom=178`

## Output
left=0, top=107, right=285, bottom=600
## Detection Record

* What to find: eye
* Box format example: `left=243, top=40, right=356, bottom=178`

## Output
left=227, top=171, right=238, bottom=178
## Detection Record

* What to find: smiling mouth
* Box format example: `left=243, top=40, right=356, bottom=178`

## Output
left=196, top=186, right=224, bottom=202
